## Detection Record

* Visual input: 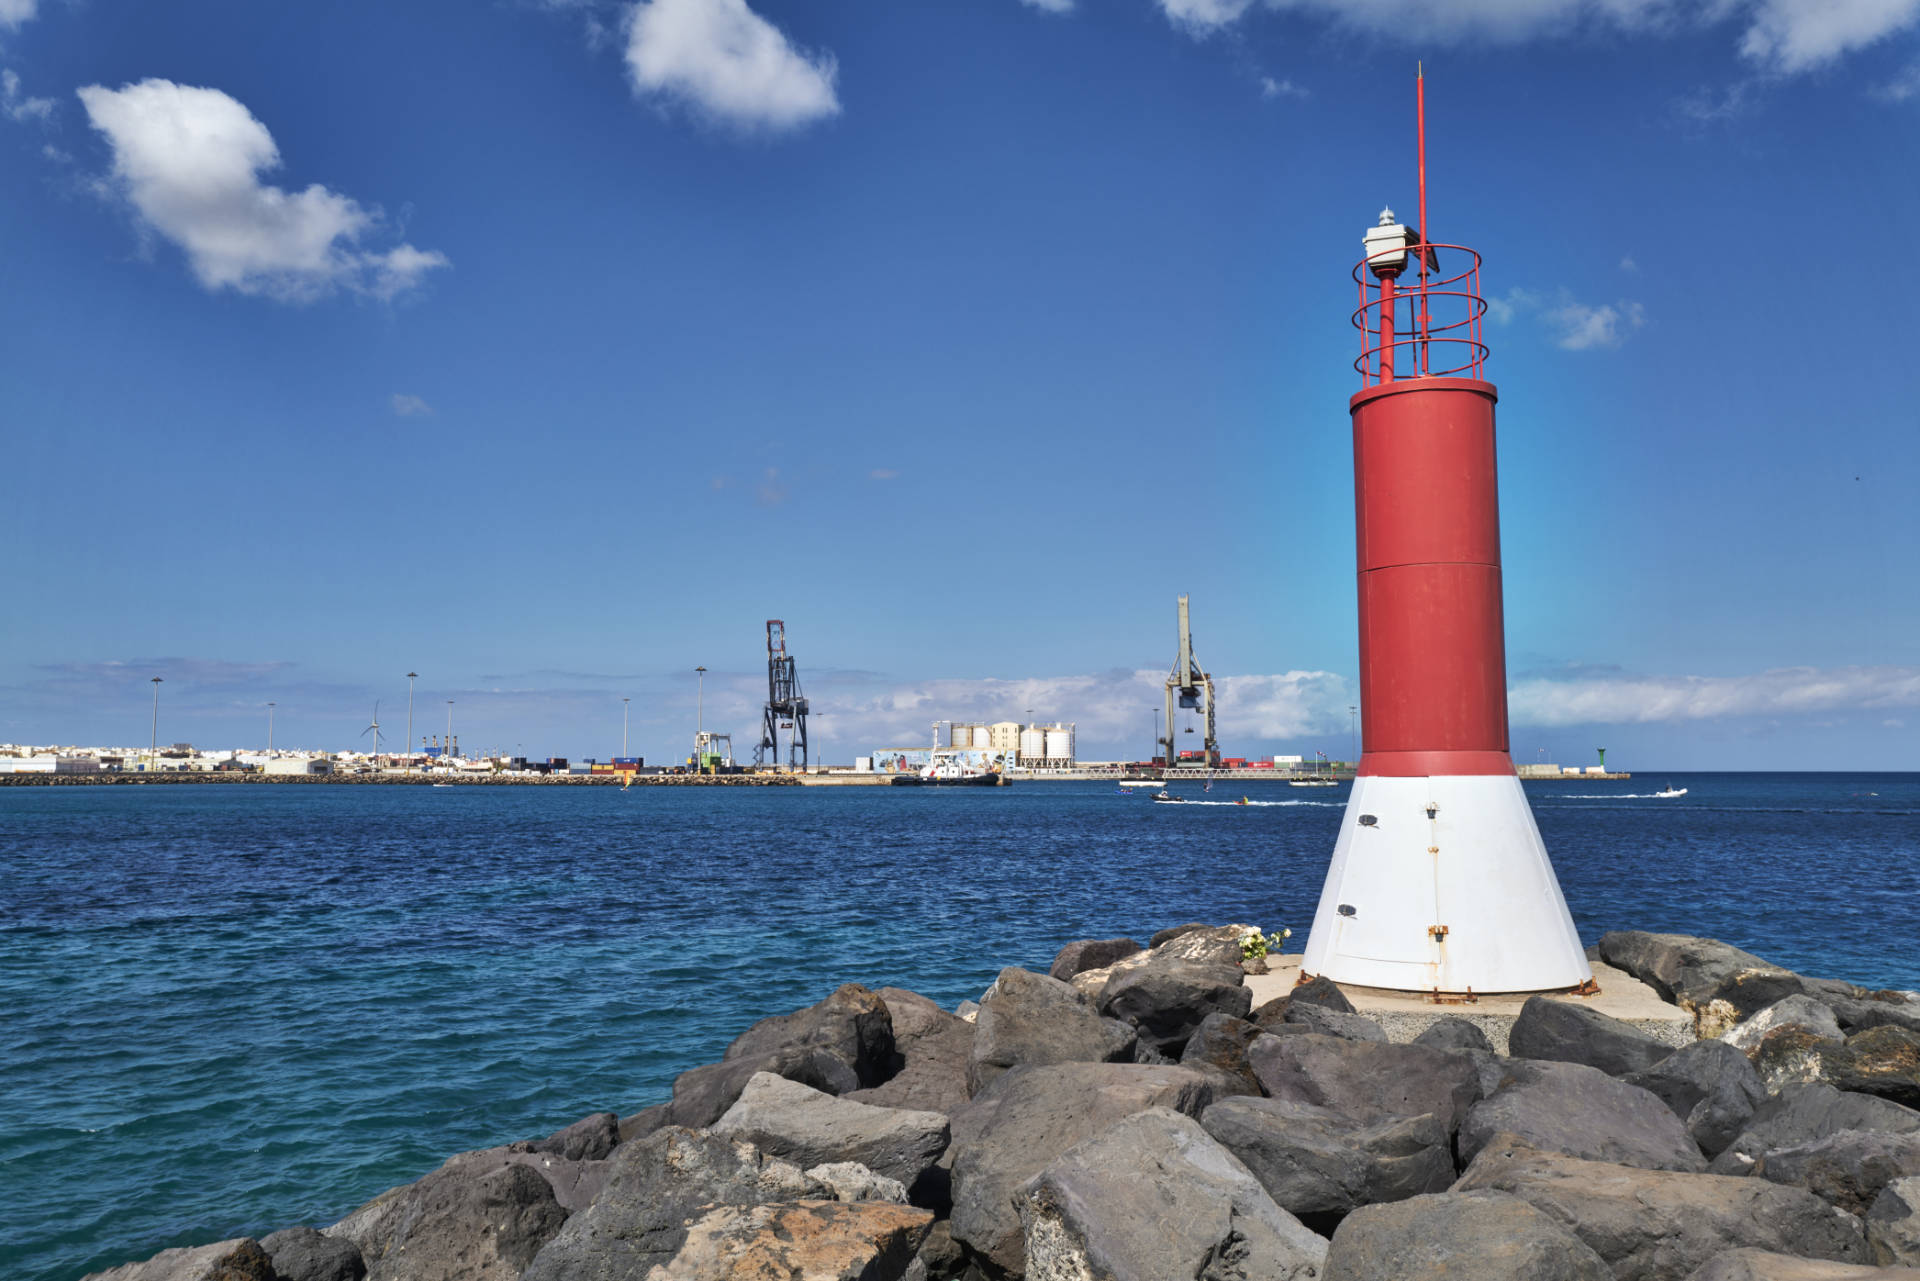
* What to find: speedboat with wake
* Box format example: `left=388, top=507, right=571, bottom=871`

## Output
left=1653, top=782, right=1688, bottom=798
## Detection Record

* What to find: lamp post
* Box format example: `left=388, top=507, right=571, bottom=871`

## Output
left=695, top=667, right=706, bottom=735
left=406, top=672, right=418, bottom=767
left=1152, top=706, right=1161, bottom=768
left=268, top=701, right=276, bottom=754
left=622, top=697, right=630, bottom=757
left=149, top=677, right=162, bottom=770
left=447, top=701, right=455, bottom=763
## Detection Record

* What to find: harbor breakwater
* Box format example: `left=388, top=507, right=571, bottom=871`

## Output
left=0, top=772, right=797, bottom=786
left=85, top=926, right=1920, bottom=1281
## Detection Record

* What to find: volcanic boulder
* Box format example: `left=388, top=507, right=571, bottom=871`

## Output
left=712, top=1072, right=950, bottom=1192
left=1461, top=1058, right=1709, bottom=1172
left=966, top=967, right=1137, bottom=1095
left=1508, top=994, right=1676, bottom=1076
left=1017, top=1108, right=1328, bottom=1281
left=1455, top=1138, right=1872, bottom=1281
left=1322, top=1190, right=1613, bottom=1281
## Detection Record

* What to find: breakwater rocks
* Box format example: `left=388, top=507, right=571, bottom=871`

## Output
left=0, top=772, right=795, bottom=787
left=86, top=927, right=1920, bottom=1281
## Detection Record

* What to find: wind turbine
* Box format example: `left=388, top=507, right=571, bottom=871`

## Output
left=361, top=701, right=382, bottom=762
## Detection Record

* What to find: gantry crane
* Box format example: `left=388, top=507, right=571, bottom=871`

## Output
left=1160, top=594, right=1219, bottom=768
left=754, top=619, right=810, bottom=771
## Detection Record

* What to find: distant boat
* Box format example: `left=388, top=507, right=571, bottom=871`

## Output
left=1653, top=782, right=1688, bottom=798
left=1290, top=750, right=1338, bottom=787
left=1117, top=779, right=1161, bottom=789
left=1152, top=791, right=1186, bottom=804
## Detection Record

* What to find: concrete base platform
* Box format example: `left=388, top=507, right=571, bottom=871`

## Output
left=1244, top=954, right=1695, bottom=1055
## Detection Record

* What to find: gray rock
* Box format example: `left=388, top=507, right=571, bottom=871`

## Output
left=520, top=1126, right=836, bottom=1281
left=1097, top=958, right=1251, bottom=1056
left=646, top=1200, right=933, bottom=1280
left=1510, top=994, right=1677, bottom=1076
left=725, top=982, right=897, bottom=1085
left=1599, top=930, right=1788, bottom=1008
left=1753, top=1026, right=1862, bottom=1095
left=1150, top=922, right=1211, bottom=947
left=1714, top=1084, right=1920, bottom=1174
left=1823, top=1027, right=1920, bottom=1109
left=1867, top=1176, right=1920, bottom=1266
left=1752, top=1131, right=1920, bottom=1215
left=1456, top=1138, right=1872, bottom=1281
left=1413, top=1016, right=1496, bottom=1054
left=1285, top=1001, right=1389, bottom=1042
left=1291, top=975, right=1358, bottom=1013
left=530, top=1110, right=620, bottom=1162
left=1684, top=1248, right=1920, bottom=1279
left=412, top=1143, right=610, bottom=1214
left=876, top=986, right=969, bottom=1049
left=627, top=984, right=900, bottom=1137
left=1628, top=1039, right=1770, bottom=1159
left=1180, top=1012, right=1266, bottom=1095
left=967, top=967, right=1137, bottom=1096
left=1828, top=995, right=1920, bottom=1040
left=947, top=1062, right=1220, bottom=1274
left=805, top=1161, right=910, bottom=1203
left=1322, top=1189, right=1613, bottom=1281
left=954, top=999, right=980, bottom=1023
left=1200, top=1095, right=1453, bottom=1222
left=1727, top=996, right=1848, bottom=1053
left=1461, top=1058, right=1709, bottom=1172
left=847, top=1017, right=975, bottom=1118
left=81, top=1239, right=278, bottom=1281
left=713, top=1072, right=951, bottom=1191
left=1151, top=923, right=1255, bottom=969
left=1248, top=1032, right=1482, bottom=1135
left=1047, top=937, right=1142, bottom=981
left=328, top=1159, right=567, bottom=1281
left=1018, top=1107, right=1328, bottom=1281
left=260, top=1227, right=366, bottom=1281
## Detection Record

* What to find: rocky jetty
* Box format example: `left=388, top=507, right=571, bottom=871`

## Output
left=85, top=926, right=1920, bottom=1281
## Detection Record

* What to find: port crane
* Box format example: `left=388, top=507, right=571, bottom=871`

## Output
left=1160, top=595, right=1219, bottom=769
left=754, top=619, right=810, bottom=771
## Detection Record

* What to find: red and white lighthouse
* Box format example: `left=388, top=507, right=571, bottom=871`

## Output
left=1301, top=75, right=1591, bottom=995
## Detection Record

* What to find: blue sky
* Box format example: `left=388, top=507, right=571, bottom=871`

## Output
left=2, top=0, right=1916, bottom=767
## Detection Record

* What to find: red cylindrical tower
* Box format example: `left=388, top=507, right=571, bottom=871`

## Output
left=1301, top=76, right=1589, bottom=994
left=1352, top=376, right=1510, bottom=778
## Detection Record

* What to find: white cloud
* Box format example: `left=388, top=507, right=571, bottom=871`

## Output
left=1021, top=0, right=1076, bottom=12
left=1874, top=59, right=1920, bottom=100
left=0, top=0, right=36, bottom=31
left=1619, top=254, right=1639, bottom=272
left=1739, top=0, right=1920, bottom=71
left=391, top=393, right=433, bottom=417
left=1154, top=0, right=1920, bottom=75
left=869, top=468, right=899, bottom=480
left=3, top=68, right=54, bottom=123
left=624, top=0, right=839, bottom=131
left=1261, top=76, right=1309, bottom=98
left=1157, top=0, right=1258, bottom=34
left=1510, top=665, right=1920, bottom=727
left=756, top=467, right=787, bottom=506
left=1489, top=287, right=1645, bottom=350
left=77, top=79, right=449, bottom=303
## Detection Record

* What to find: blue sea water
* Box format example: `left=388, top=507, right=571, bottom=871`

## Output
left=2, top=773, right=1916, bottom=1281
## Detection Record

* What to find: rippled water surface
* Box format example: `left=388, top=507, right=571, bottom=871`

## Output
left=3, top=774, right=1916, bottom=1280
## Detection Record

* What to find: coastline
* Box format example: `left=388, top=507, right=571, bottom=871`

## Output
left=73, top=924, right=1920, bottom=1281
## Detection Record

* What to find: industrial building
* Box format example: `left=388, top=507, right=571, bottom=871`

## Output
left=927, top=720, right=1077, bottom=770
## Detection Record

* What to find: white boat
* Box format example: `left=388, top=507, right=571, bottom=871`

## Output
left=1290, top=749, right=1338, bottom=787
left=1117, top=779, right=1161, bottom=788
left=1653, top=782, right=1687, bottom=798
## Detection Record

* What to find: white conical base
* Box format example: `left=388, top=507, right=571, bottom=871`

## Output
left=1300, top=773, right=1591, bottom=994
